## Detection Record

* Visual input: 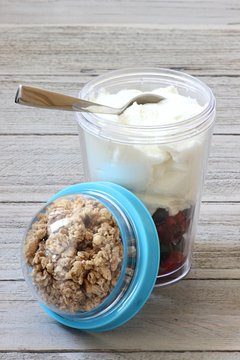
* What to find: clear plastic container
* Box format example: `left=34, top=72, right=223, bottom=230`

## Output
left=22, top=182, right=160, bottom=331
left=76, top=68, right=216, bottom=286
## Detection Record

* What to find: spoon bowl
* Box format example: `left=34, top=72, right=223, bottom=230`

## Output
left=15, top=85, right=165, bottom=115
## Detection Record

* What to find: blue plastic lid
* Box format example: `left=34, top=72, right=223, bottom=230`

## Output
left=27, top=182, right=160, bottom=331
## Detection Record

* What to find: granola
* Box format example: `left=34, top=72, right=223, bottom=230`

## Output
left=24, top=195, right=124, bottom=312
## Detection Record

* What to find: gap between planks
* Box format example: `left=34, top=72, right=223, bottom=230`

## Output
left=1, top=351, right=240, bottom=360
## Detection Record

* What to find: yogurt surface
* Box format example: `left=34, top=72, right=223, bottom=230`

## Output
left=93, top=85, right=204, bottom=126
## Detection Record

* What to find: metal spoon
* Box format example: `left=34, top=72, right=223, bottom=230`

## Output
left=15, top=85, right=165, bottom=115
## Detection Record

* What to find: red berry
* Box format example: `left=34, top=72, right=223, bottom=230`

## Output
left=175, top=211, right=189, bottom=233
left=159, top=251, right=185, bottom=274
left=153, top=207, right=192, bottom=275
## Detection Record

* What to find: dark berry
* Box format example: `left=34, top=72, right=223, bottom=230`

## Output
left=152, top=208, right=169, bottom=224
left=153, top=207, right=193, bottom=275
left=159, top=251, right=185, bottom=275
left=160, top=242, right=173, bottom=262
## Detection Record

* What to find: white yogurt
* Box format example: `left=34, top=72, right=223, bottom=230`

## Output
left=85, top=86, right=205, bottom=215
left=95, top=86, right=203, bottom=126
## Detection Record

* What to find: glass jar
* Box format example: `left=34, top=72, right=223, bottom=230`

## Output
left=76, top=68, right=216, bottom=286
left=22, top=182, right=160, bottom=331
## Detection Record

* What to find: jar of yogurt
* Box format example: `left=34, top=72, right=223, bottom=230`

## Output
left=75, top=68, right=216, bottom=286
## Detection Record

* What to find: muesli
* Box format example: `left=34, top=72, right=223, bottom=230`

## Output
left=24, top=195, right=123, bottom=312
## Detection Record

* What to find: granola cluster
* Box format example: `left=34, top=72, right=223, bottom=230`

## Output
left=24, top=195, right=123, bottom=312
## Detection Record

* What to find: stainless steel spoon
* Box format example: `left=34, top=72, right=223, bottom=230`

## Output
left=15, top=85, right=165, bottom=115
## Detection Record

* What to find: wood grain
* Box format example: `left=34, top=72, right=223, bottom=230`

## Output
left=0, top=26, right=240, bottom=76
left=1, top=353, right=240, bottom=360
left=1, top=280, right=240, bottom=351
left=0, top=0, right=239, bottom=25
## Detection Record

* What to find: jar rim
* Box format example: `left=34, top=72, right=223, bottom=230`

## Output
left=76, top=67, right=216, bottom=143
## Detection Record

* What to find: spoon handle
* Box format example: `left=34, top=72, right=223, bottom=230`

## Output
left=15, top=85, right=118, bottom=114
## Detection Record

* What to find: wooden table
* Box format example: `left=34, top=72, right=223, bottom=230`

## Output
left=0, top=1, right=240, bottom=359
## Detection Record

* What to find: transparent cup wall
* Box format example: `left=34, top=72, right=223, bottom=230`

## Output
left=76, top=69, right=216, bottom=286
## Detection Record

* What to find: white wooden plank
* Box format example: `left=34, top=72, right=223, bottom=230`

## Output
left=0, top=26, right=240, bottom=76
left=1, top=75, right=239, bottom=135
left=0, top=135, right=84, bottom=202
left=0, top=134, right=239, bottom=202
left=1, top=353, right=240, bottom=360
left=1, top=280, right=240, bottom=351
left=0, top=203, right=239, bottom=280
left=0, top=0, right=239, bottom=25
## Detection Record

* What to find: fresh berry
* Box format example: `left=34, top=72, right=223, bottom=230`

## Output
left=152, top=207, right=193, bottom=275
left=159, top=251, right=185, bottom=275
left=152, top=208, right=168, bottom=224
left=155, top=210, right=189, bottom=246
